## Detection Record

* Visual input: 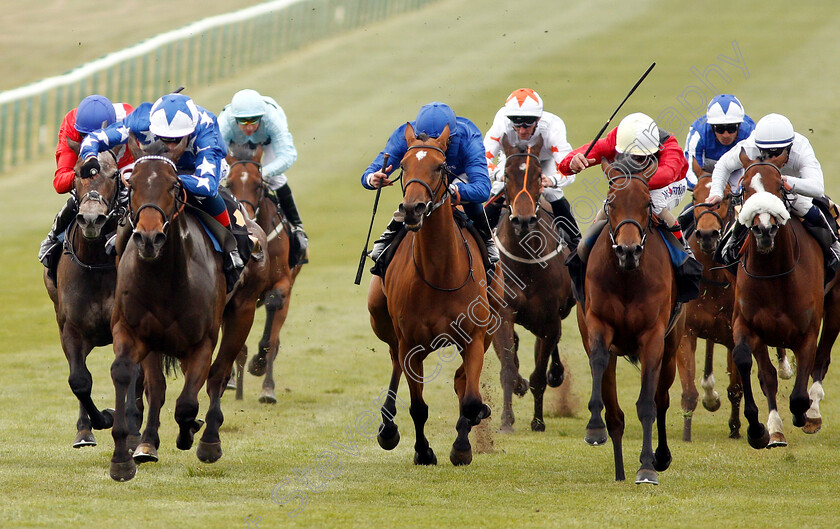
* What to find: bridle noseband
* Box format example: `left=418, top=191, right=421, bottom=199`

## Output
left=127, top=155, right=186, bottom=233
left=77, top=150, right=124, bottom=223
left=606, top=174, right=651, bottom=250
left=504, top=147, right=542, bottom=218
left=401, top=144, right=453, bottom=217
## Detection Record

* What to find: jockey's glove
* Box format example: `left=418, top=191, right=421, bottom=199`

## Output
left=81, top=157, right=100, bottom=179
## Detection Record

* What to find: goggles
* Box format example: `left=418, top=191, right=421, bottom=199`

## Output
left=712, top=123, right=739, bottom=134
left=236, top=116, right=262, bottom=126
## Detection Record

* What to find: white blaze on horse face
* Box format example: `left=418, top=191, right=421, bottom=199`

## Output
left=415, top=150, right=427, bottom=161
left=240, top=171, right=249, bottom=184
left=750, top=173, right=766, bottom=193
left=519, top=162, right=527, bottom=172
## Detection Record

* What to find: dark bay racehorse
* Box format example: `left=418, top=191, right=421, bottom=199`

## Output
left=730, top=150, right=836, bottom=448
left=491, top=136, right=575, bottom=432
left=108, top=140, right=267, bottom=481
left=45, top=145, right=142, bottom=448
left=368, top=124, right=503, bottom=466
left=225, top=144, right=302, bottom=403
left=577, top=158, right=683, bottom=484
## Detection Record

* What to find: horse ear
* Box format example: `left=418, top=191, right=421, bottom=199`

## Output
left=163, top=136, right=188, bottom=163
left=127, top=133, right=145, bottom=160
left=600, top=157, right=612, bottom=174
left=65, top=136, right=81, bottom=155
left=253, top=143, right=263, bottom=162
left=530, top=134, right=544, bottom=155
left=404, top=122, right=416, bottom=143
left=501, top=134, right=513, bottom=155
left=437, top=124, right=451, bottom=148
left=739, top=147, right=754, bottom=168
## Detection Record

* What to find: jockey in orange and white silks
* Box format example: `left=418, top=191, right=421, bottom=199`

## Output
left=483, top=88, right=579, bottom=245
left=707, top=113, right=840, bottom=269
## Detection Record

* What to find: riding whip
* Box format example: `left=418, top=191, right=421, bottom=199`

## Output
left=354, top=153, right=390, bottom=285
left=582, top=62, right=656, bottom=158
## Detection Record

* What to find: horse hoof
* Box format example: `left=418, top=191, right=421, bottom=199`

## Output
left=225, top=378, right=238, bottom=391
left=132, top=443, right=159, bottom=464
left=449, top=447, right=471, bottom=466
left=585, top=427, right=608, bottom=446
left=513, top=376, right=529, bottom=397
left=414, top=447, right=437, bottom=466
left=654, top=447, right=672, bottom=472
left=499, top=423, right=514, bottom=434
left=802, top=417, right=822, bottom=434
left=248, top=355, right=267, bottom=377
left=197, top=441, right=223, bottom=463
left=73, top=430, right=97, bottom=448
left=472, top=403, right=492, bottom=425
left=729, top=429, right=742, bottom=440
left=778, top=359, right=794, bottom=380
left=176, top=419, right=205, bottom=451
left=110, top=459, right=137, bottom=482
left=767, top=432, right=787, bottom=448
left=377, top=428, right=400, bottom=451
left=531, top=419, right=546, bottom=432
left=747, top=424, right=770, bottom=449
left=547, top=363, right=565, bottom=388
left=126, top=434, right=141, bottom=452
left=96, top=408, right=115, bottom=430
left=635, top=469, right=659, bottom=485
left=258, top=389, right=277, bottom=404
left=702, top=396, right=721, bottom=413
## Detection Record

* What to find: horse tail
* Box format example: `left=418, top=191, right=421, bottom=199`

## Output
left=161, top=354, right=182, bottom=378
left=624, top=354, right=641, bottom=368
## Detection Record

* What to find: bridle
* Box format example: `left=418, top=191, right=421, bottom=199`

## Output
left=76, top=149, right=124, bottom=225
left=227, top=159, right=265, bottom=219
left=606, top=174, right=651, bottom=250
left=400, top=144, right=453, bottom=217
left=126, top=155, right=187, bottom=233
left=504, top=147, right=542, bottom=218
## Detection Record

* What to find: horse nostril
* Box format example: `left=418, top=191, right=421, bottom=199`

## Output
left=414, top=203, right=427, bottom=217
left=153, top=232, right=167, bottom=249
left=614, top=245, right=625, bottom=257
left=632, top=245, right=643, bottom=258
left=131, top=232, right=143, bottom=246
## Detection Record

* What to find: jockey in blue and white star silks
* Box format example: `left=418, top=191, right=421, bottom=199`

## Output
left=79, top=93, right=243, bottom=271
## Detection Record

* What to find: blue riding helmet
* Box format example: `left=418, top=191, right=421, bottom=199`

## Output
left=75, top=95, right=117, bottom=134
left=414, top=102, right=457, bottom=138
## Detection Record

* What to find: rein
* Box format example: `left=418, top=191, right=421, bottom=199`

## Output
left=606, top=174, right=651, bottom=250
left=505, top=148, right=542, bottom=218
left=411, top=224, right=474, bottom=292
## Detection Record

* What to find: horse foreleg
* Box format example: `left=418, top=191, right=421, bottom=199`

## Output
left=725, top=347, right=743, bottom=439
left=260, top=289, right=291, bottom=404
left=701, top=339, right=722, bottom=412
left=109, top=331, right=139, bottom=482
left=635, top=331, right=665, bottom=485
left=134, top=354, right=165, bottom=464
left=752, top=344, right=786, bottom=447
left=125, top=364, right=142, bottom=452
left=732, top=328, right=769, bottom=449
left=675, top=332, right=698, bottom=442
left=530, top=335, right=559, bottom=432
left=584, top=331, right=612, bottom=447
left=654, top=343, right=677, bottom=475
left=601, top=355, right=625, bottom=482
left=63, top=330, right=112, bottom=435
left=806, top=294, right=840, bottom=433
left=776, top=348, right=794, bottom=380
left=450, top=342, right=490, bottom=467
left=789, top=333, right=819, bottom=432
left=174, top=342, right=213, bottom=453
left=402, top=347, right=436, bottom=466
left=491, top=318, right=517, bottom=432
left=377, top=353, right=403, bottom=451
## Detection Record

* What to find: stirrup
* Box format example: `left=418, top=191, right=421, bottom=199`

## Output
left=227, top=250, right=244, bottom=270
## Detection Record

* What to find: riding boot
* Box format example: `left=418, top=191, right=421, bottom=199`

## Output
left=715, top=221, right=747, bottom=266
left=39, top=196, right=78, bottom=267
left=275, top=184, right=309, bottom=265
left=223, top=234, right=245, bottom=294
left=484, top=199, right=505, bottom=231
left=802, top=206, right=840, bottom=272
left=369, top=215, right=403, bottom=262
left=549, top=197, right=581, bottom=248
left=677, top=200, right=696, bottom=241
left=470, top=210, right=500, bottom=264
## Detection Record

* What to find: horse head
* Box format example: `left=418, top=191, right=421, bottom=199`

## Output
left=603, top=155, right=653, bottom=270
left=502, top=134, right=544, bottom=236
left=225, top=143, right=265, bottom=220
left=692, top=175, right=732, bottom=254
left=399, top=123, right=451, bottom=231
left=70, top=139, right=121, bottom=240
left=125, top=137, right=188, bottom=261
left=738, top=148, right=790, bottom=254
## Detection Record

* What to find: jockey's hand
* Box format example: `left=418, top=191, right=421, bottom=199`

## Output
left=781, top=175, right=794, bottom=191
left=706, top=194, right=723, bottom=208
left=569, top=152, right=596, bottom=173
left=449, top=183, right=461, bottom=205
left=368, top=165, right=394, bottom=188
left=541, top=174, right=556, bottom=191
left=81, top=157, right=100, bottom=178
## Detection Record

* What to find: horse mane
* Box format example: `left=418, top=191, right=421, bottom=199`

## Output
left=228, top=141, right=258, bottom=160
left=610, top=152, right=653, bottom=177
left=416, top=132, right=431, bottom=142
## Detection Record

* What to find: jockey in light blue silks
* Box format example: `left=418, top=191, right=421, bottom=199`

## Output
left=78, top=93, right=245, bottom=280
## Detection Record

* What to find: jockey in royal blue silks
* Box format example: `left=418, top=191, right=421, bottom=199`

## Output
left=361, top=102, right=497, bottom=275
left=78, top=93, right=245, bottom=283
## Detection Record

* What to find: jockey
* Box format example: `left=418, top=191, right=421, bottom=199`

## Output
left=362, top=102, right=497, bottom=271
left=77, top=93, right=246, bottom=284
left=38, top=95, right=134, bottom=277
left=219, top=89, right=308, bottom=261
left=684, top=94, right=755, bottom=190
left=560, top=112, right=691, bottom=249
left=707, top=113, right=840, bottom=271
left=483, top=88, right=579, bottom=246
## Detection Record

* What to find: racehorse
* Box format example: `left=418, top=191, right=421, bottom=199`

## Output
left=367, top=124, right=503, bottom=466
left=490, top=135, right=575, bottom=432
left=225, top=143, right=302, bottom=403
left=677, top=174, right=793, bottom=441
left=577, top=157, right=683, bottom=484
left=44, top=144, right=142, bottom=448
left=730, top=150, right=836, bottom=449
left=108, top=139, right=267, bottom=481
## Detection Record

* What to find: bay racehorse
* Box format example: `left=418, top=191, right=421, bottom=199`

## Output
left=577, top=157, right=683, bottom=484
left=368, top=124, right=503, bottom=466
left=224, top=143, right=302, bottom=403
left=490, top=135, right=575, bottom=432
left=108, top=139, right=267, bottom=481
left=730, top=149, right=837, bottom=448
left=44, top=144, right=143, bottom=448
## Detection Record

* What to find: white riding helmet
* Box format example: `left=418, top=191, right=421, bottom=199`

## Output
left=149, top=94, right=199, bottom=138
left=754, top=113, right=795, bottom=149
left=615, top=112, right=660, bottom=156
left=706, top=94, right=745, bottom=124
left=504, top=88, right=543, bottom=119
left=230, top=89, right=267, bottom=118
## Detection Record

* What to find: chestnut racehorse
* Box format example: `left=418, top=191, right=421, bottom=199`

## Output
left=731, top=150, right=837, bottom=449
left=225, top=144, right=302, bottom=403
left=490, top=135, right=575, bottom=432
left=45, top=147, right=142, bottom=448
left=368, top=124, right=502, bottom=466
left=577, top=158, right=683, bottom=484
left=108, top=140, right=267, bottom=481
